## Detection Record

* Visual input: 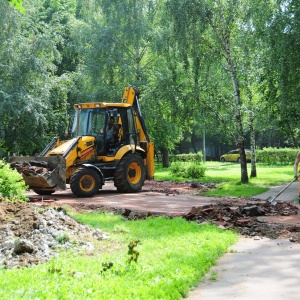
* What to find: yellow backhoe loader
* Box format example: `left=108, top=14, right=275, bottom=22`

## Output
left=9, top=86, right=154, bottom=197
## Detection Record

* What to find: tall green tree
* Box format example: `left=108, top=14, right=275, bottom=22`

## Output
left=0, top=0, right=75, bottom=155
left=165, top=0, right=276, bottom=183
left=259, top=0, right=300, bottom=147
left=74, top=0, right=158, bottom=101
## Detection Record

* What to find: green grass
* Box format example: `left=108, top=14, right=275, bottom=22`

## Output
left=155, top=161, right=295, bottom=198
left=0, top=214, right=237, bottom=300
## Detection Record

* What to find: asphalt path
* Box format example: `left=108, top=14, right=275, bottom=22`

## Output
left=26, top=182, right=224, bottom=215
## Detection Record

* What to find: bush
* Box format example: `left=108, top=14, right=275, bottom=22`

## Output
left=0, top=160, right=28, bottom=201
left=170, top=161, right=206, bottom=178
left=256, top=148, right=298, bottom=165
left=169, top=151, right=203, bottom=163
left=170, top=161, right=186, bottom=177
left=186, top=163, right=206, bottom=178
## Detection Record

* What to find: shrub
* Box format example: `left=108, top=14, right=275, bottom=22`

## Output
left=169, top=151, right=203, bottom=163
left=170, top=161, right=206, bottom=178
left=0, top=159, right=28, bottom=201
left=186, top=163, right=206, bottom=178
left=170, top=161, right=186, bottom=177
left=256, top=148, right=298, bottom=165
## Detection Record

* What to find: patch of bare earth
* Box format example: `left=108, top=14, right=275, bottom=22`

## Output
left=142, top=180, right=216, bottom=195
left=1, top=180, right=300, bottom=269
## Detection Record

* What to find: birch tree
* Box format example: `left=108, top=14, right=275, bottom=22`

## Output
left=165, top=0, right=264, bottom=183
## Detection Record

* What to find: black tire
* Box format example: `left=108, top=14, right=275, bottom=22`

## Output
left=221, top=158, right=225, bottom=163
left=114, top=153, right=146, bottom=192
left=32, top=189, right=55, bottom=195
left=237, top=157, right=241, bottom=163
left=70, top=168, right=101, bottom=197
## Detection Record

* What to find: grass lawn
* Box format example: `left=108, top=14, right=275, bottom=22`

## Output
left=0, top=214, right=237, bottom=300
left=155, top=161, right=295, bottom=198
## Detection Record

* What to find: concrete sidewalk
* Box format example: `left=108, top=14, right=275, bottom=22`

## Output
left=186, top=183, right=300, bottom=300
left=252, top=181, right=299, bottom=202
left=187, top=237, right=300, bottom=300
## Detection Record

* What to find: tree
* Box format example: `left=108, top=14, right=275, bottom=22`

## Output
left=0, top=0, right=75, bottom=155
left=258, top=0, right=300, bottom=147
left=73, top=0, right=159, bottom=101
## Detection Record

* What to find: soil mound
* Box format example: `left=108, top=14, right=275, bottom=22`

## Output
left=0, top=198, right=107, bottom=269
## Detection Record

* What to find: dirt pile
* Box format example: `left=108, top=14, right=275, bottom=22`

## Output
left=0, top=198, right=108, bottom=269
left=183, top=201, right=300, bottom=242
left=142, top=180, right=216, bottom=195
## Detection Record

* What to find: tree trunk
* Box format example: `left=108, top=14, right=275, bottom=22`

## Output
left=161, top=147, right=169, bottom=168
left=224, top=33, right=248, bottom=183
left=191, top=134, right=197, bottom=153
left=249, top=117, right=257, bottom=178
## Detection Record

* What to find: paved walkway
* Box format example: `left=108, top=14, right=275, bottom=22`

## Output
left=251, top=181, right=299, bottom=202
left=187, top=237, right=300, bottom=300
left=187, top=183, right=300, bottom=300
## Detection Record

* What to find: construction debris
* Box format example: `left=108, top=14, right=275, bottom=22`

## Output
left=10, top=161, right=52, bottom=176
left=183, top=201, right=300, bottom=241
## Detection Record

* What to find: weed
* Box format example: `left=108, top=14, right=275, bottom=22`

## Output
left=209, top=270, right=218, bottom=281
left=127, top=239, right=140, bottom=264
left=55, top=233, right=69, bottom=244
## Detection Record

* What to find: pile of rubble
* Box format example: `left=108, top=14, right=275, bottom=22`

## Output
left=0, top=199, right=108, bottom=269
left=10, top=160, right=52, bottom=176
left=183, top=201, right=300, bottom=242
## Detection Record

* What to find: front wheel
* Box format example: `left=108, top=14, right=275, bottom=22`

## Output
left=221, top=158, right=225, bottom=163
left=237, top=157, right=241, bottom=163
left=70, top=168, right=101, bottom=197
left=113, top=153, right=146, bottom=192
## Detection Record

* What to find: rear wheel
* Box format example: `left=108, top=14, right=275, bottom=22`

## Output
left=221, top=157, right=225, bottom=163
left=32, top=189, right=55, bottom=195
left=114, top=153, right=146, bottom=192
left=237, top=157, right=241, bottom=163
left=70, top=168, right=100, bottom=197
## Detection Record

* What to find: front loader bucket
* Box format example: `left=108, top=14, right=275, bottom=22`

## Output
left=9, top=156, right=66, bottom=191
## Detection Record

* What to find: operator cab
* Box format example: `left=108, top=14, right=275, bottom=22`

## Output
left=71, top=104, right=138, bottom=156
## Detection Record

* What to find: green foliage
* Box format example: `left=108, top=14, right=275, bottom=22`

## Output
left=186, top=163, right=206, bottom=178
left=169, top=151, right=205, bottom=179
left=256, top=148, right=298, bottom=165
left=55, top=233, right=70, bottom=244
left=169, top=152, right=203, bottom=163
left=170, top=161, right=206, bottom=178
left=0, top=160, right=28, bottom=201
left=127, top=239, right=140, bottom=264
left=7, top=0, right=24, bottom=13
left=2, top=0, right=300, bottom=160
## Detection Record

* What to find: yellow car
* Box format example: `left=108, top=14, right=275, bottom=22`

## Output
left=220, top=149, right=251, bottom=163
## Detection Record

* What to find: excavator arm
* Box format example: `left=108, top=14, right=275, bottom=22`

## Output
left=122, top=86, right=154, bottom=179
